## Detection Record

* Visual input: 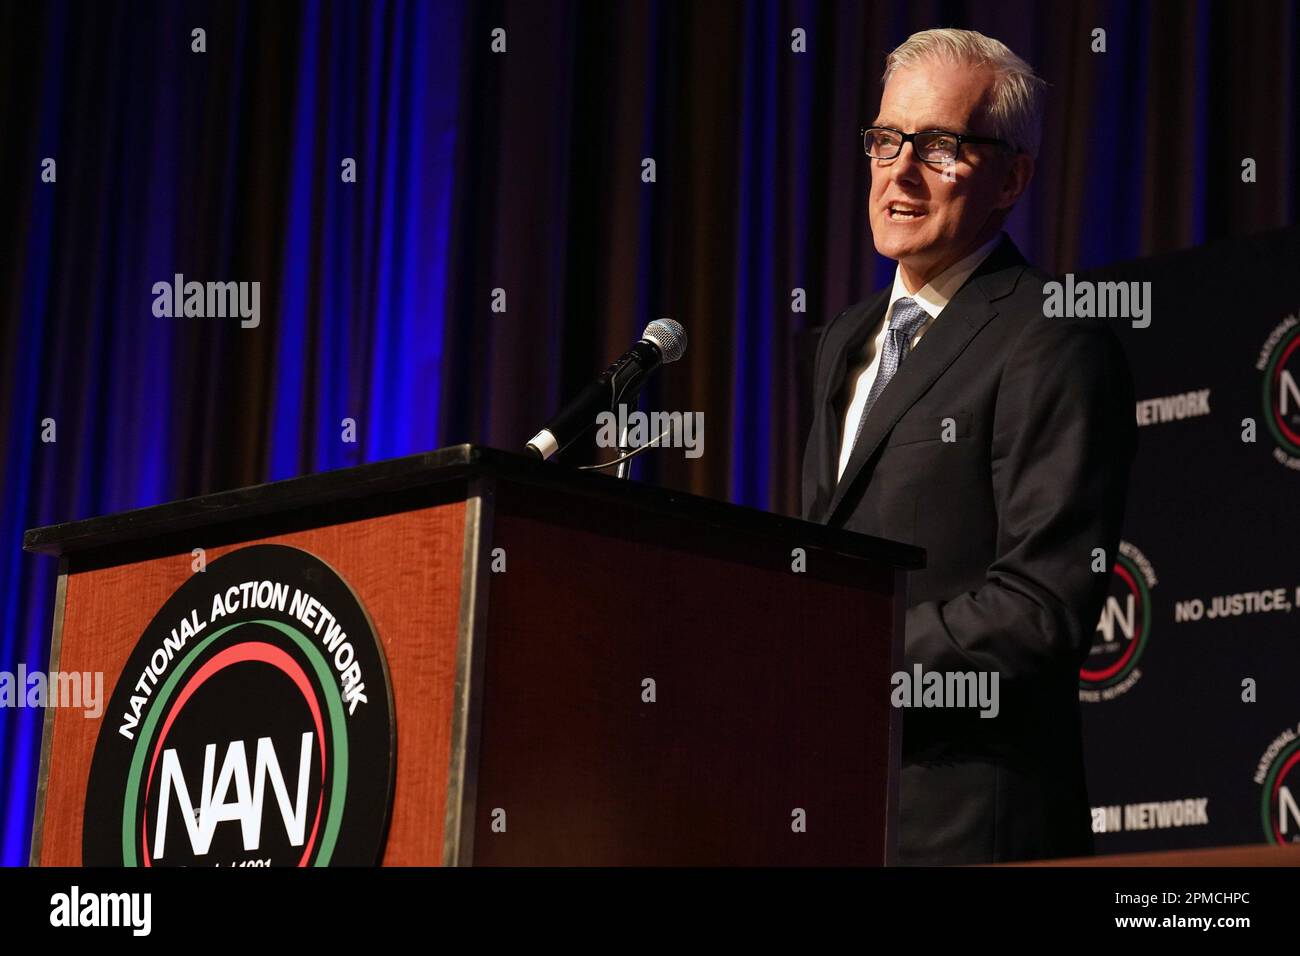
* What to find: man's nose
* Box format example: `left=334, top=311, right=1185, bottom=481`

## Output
left=884, top=141, right=923, bottom=185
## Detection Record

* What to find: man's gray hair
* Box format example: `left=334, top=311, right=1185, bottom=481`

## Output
left=883, top=28, right=1047, bottom=160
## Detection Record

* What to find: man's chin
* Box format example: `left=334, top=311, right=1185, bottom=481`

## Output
left=871, top=233, right=932, bottom=264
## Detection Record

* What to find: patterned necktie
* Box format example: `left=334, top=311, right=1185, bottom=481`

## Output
left=847, top=296, right=930, bottom=454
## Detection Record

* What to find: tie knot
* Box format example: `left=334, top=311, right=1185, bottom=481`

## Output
left=888, top=297, right=929, bottom=337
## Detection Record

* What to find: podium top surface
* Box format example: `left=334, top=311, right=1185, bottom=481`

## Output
left=22, top=444, right=924, bottom=570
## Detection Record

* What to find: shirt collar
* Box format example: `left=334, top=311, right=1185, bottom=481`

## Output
left=888, top=232, right=1004, bottom=320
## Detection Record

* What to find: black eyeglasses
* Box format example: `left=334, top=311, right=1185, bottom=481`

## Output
left=861, top=126, right=1010, bottom=165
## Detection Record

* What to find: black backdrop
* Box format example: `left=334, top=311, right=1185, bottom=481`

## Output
left=1080, top=225, right=1300, bottom=852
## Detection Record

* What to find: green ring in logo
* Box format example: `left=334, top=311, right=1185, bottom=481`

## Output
left=120, top=619, right=350, bottom=866
left=1262, top=324, right=1300, bottom=456
left=1260, top=737, right=1300, bottom=845
left=1081, top=551, right=1151, bottom=689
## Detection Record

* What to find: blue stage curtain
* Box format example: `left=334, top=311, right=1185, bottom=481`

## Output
left=1, top=0, right=1296, bottom=863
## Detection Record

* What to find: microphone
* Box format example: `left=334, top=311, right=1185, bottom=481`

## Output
left=527, top=319, right=687, bottom=460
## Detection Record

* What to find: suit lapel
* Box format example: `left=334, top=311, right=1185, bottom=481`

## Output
left=816, top=237, right=1028, bottom=526
left=804, top=288, right=890, bottom=518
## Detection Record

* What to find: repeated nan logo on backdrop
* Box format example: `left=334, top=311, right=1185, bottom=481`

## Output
left=83, top=545, right=395, bottom=866
left=1255, top=723, right=1300, bottom=845
left=1257, top=311, right=1300, bottom=470
left=1080, top=540, right=1156, bottom=703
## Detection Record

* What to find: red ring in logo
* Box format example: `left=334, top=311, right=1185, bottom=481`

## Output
left=1081, top=563, right=1143, bottom=682
left=139, top=641, right=328, bottom=867
left=1272, top=334, right=1300, bottom=446
left=1271, top=748, right=1300, bottom=845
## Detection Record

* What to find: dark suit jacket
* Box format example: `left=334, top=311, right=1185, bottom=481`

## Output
left=802, top=235, right=1137, bottom=865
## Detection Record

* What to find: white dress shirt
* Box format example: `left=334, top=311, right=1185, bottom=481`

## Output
left=836, top=233, right=1003, bottom=480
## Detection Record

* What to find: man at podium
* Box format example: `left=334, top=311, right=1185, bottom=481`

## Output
left=801, top=29, right=1137, bottom=864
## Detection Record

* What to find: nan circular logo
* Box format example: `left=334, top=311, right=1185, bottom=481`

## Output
left=1255, top=723, right=1300, bottom=845
left=1257, top=312, right=1300, bottom=470
left=1080, top=540, right=1156, bottom=703
left=83, top=545, right=395, bottom=866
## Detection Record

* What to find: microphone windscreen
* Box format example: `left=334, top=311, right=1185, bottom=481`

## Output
left=642, top=319, right=687, bottom=364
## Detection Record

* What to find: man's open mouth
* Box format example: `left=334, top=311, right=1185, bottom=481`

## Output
left=887, top=204, right=926, bottom=222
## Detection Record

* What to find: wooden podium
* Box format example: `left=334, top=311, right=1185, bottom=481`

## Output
left=24, top=445, right=922, bottom=866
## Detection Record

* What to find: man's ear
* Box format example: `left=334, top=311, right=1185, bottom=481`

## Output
left=999, top=152, right=1035, bottom=209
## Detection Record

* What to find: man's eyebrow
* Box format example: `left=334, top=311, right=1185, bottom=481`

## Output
left=873, top=119, right=969, bottom=132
